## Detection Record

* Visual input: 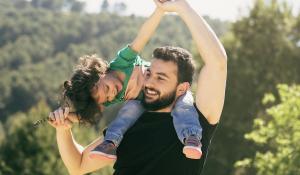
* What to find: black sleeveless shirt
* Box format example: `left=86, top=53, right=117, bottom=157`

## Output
left=113, top=105, right=218, bottom=175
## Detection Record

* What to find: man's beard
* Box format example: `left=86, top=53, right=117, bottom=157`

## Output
left=141, top=87, right=177, bottom=111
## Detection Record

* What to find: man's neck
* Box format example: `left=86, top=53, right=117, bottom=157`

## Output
left=149, top=108, right=171, bottom=113
left=147, top=101, right=176, bottom=113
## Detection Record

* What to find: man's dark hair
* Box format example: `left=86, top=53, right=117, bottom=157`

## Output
left=153, top=46, right=195, bottom=85
left=63, top=55, right=108, bottom=125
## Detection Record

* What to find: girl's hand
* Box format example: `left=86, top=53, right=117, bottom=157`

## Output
left=155, top=0, right=189, bottom=13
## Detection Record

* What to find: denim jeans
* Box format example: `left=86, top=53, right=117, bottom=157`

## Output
left=105, top=100, right=145, bottom=146
left=171, top=91, right=202, bottom=143
left=104, top=91, right=202, bottom=146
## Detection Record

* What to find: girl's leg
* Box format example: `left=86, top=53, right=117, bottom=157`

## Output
left=90, top=100, right=145, bottom=160
left=171, top=91, right=203, bottom=159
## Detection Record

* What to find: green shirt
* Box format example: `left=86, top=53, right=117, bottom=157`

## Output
left=104, top=45, right=150, bottom=106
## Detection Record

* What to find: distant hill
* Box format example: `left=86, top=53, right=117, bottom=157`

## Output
left=0, top=0, right=229, bottom=120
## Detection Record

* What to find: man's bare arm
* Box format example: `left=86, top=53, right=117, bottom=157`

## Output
left=179, top=2, right=227, bottom=124
left=49, top=109, right=114, bottom=175
left=161, top=0, right=227, bottom=124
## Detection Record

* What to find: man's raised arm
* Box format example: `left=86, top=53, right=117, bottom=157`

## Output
left=160, top=0, right=227, bottom=124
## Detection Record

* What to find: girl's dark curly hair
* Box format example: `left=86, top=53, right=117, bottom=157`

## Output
left=63, top=55, right=108, bottom=125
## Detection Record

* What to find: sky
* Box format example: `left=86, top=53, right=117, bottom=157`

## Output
left=81, top=0, right=300, bottom=21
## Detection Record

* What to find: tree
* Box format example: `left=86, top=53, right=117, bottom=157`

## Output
left=203, top=0, right=300, bottom=174
left=64, top=0, right=85, bottom=13
left=112, top=2, right=127, bottom=15
left=101, top=0, right=109, bottom=12
left=31, top=0, right=65, bottom=11
left=235, top=84, right=300, bottom=175
left=11, top=0, right=31, bottom=9
left=0, top=122, right=4, bottom=145
left=0, top=101, right=113, bottom=175
left=70, top=1, right=85, bottom=13
left=0, top=101, right=67, bottom=174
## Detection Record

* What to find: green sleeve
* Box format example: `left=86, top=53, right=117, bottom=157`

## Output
left=109, top=45, right=140, bottom=70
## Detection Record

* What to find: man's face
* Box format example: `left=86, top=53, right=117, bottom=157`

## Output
left=142, top=59, right=179, bottom=111
left=90, top=73, right=123, bottom=104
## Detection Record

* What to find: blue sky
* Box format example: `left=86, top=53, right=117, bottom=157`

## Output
left=81, top=0, right=300, bottom=21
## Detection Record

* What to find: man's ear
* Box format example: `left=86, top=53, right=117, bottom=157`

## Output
left=176, top=82, right=190, bottom=96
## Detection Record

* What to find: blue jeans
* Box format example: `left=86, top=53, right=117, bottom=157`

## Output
left=104, top=91, right=202, bottom=146
left=171, top=91, right=202, bottom=143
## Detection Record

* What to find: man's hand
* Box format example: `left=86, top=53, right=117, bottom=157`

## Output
left=155, top=0, right=190, bottom=13
left=48, top=107, right=79, bottom=131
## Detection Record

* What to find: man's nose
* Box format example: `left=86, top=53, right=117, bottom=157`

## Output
left=143, top=77, right=155, bottom=88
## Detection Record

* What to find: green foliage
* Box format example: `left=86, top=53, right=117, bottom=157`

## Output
left=235, top=84, right=300, bottom=175
left=31, top=0, right=64, bottom=11
left=101, top=0, right=109, bottom=12
left=29, top=0, right=85, bottom=12
left=0, top=0, right=227, bottom=120
left=203, top=1, right=300, bottom=174
left=0, top=101, right=113, bottom=175
left=0, top=101, right=66, bottom=174
left=0, top=122, right=4, bottom=145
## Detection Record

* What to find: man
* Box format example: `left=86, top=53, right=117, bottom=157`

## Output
left=49, top=0, right=227, bottom=174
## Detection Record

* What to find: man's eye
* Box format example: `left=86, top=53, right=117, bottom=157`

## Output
left=158, top=77, right=164, bottom=80
left=105, top=85, right=109, bottom=92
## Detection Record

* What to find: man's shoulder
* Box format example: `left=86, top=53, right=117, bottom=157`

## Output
left=193, top=103, right=219, bottom=127
left=192, top=103, right=219, bottom=132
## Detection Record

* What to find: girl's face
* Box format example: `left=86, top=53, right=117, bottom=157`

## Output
left=90, top=74, right=123, bottom=104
